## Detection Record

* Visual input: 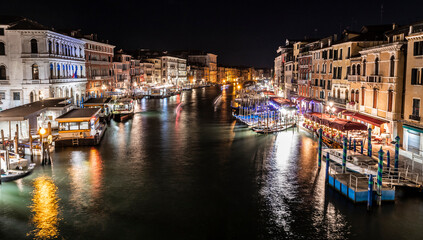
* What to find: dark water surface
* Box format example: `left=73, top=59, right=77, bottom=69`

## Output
left=1, top=86, right=422, bottom=239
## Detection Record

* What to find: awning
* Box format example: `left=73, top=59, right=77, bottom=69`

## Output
left=296, top=97, right=306, bottom=102
left=304, top=112, right=367, bottom=131
left=343, top=112, right=387, bottom=127
left=403, top=124, right=423, bottom=134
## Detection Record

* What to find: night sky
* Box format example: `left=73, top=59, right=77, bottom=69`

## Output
left=1, top=0, right=422, bottom=68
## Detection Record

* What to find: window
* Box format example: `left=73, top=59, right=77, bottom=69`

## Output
left=0, top=92, right=5, bottom=100
left=13, top=92, right=20, bottom=100
left=0, top=28, right=4, bottom=35
left=80, top=122, right=89, bottom=130
left=56, top=42, right=59, bottom=54
left=361, top=88, right=365, bottom=106
left=337, top=67, right=342, bottom=79
left=374, top=58, right=379, bottom=75
left=30, top=39, right=38, bottom=54
left=339, top=49, right=343, bottom=59
left=0, top=42, right=5, bottom=55
left=355, top=90, right=359, bottom=102
left=48, top=41, right=52, bottom=54
left=363, top=60, right=366, bottom=76
left=0, top=65, right=5, bottom=80
left=390, top=56, right=395, bottom=77
left=411, top=68, right=421, bottom=85
left=32, top=64, right=39, bottom=79
left=414, top=41, right=423, bottom=56
left=347, top=47, right=350, bottom=59
left=334, top=50, right=338, bottom=60
left=352, top=65, right=356, bottom=75
left=373, top=88, right=378, bottom=108
left=357, top=64, right=361, bottom=75
left=412, top=99, right=420, bottom=116
left=69, top=122, right=79, bottom=130
left=388, top=90, right=393, bottom=112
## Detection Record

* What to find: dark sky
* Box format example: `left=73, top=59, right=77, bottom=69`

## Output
left=2, top=0, right=422, bottom=68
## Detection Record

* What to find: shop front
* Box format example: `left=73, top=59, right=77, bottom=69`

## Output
left=403, top=125, right=423, bottom=156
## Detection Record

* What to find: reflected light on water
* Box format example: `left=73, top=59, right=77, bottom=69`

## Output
left=28, top=176, right=60, bottom=240
left=89, top=148, right=103, bottom=199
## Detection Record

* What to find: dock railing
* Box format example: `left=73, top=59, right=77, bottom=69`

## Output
left=349, top=174, right=369, bottom=192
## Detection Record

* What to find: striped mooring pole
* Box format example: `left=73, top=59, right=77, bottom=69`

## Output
left=349, top=137, right=352, bottom=150
left=342, top=136, right=347, bottom=173
left=387, top=150, right=391, bottom=168
left=325, top=152, right=330, bottom=183
left=394, top=136, right=400, bottom=171
left=367, top=175, right=374, bottom=210
left=318, top=128, right=323, bottom=168
left=353, top=139, right=357, bottom=152
left=377, top=147, right=384, bottom=206
left=369, top=143, right=372, bottom=158
left=368, top=128, right=372, bottom=157
left=361, top=140, right=364, bottom=154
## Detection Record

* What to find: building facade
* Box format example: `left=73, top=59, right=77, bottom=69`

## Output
left=0, top=17, right=87, bottom=110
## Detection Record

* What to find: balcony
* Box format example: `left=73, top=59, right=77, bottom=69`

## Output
left=366, top=75, right=381, bottom=83
left=327, top=96, right=346, bottom=105
left=409, top=115, right=421, bottom=121
left=49, top=77, right=87, bottom=84
left=348, top=75, right=361, bottom=82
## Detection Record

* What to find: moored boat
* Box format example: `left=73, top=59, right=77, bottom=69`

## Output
left=111, top=98, right=134, bottom=122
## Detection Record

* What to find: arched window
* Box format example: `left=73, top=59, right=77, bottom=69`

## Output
left=30, top=92, right=34, bottom=103
left=337, top=88, right=341, bottom=98
left=50, top=63, right=54, bottom=78
left=357, top=64, right=361, bottom=75
left=48, top=40, right=52, bottom=54
left=390, top=56, right=395, bottom=77
left=56, top=42, right=59, bottom=54
left=374, top=58, right=379, bottom=75
left=345, top=89, right=349, bottom=100
left=355, top=90, right=359, bottom=103
left=30, top=39, right=38, bottom=53
left=73, top=47, right=76, bottom=57
left=32, top=64, right=39, bottom=79
left=351, top=89, right=355, bottom=102
left=0, top=65, right=6, bottom=80
left=57, top=64, right=61, bottom=77
left=352, top=65, right=356, bottom=75
left=361, top=88, right=365, bottom=106
left=388, top=90, right=393, bottom=112
left=373, top=88, right=378, bottom=108
left=363, top=60, right=366, bottom=76
left=0, top=42, right=5, bottom=55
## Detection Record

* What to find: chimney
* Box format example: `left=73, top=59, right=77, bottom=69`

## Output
left=333, top=34, right=338, bottom=41
left=392, top=23, right=397, bottom=30
left=409, top=25, right=414, bottom=35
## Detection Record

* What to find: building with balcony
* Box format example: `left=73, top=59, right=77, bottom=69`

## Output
left=80, top=35, right=115, bottom=97
left=403, top=21, right=423, bottom=155
left=113, top=50, right=131, bottom=90
left=160, top=56, right=187, bottom=86
left=0, top=16, right=87, bottom=110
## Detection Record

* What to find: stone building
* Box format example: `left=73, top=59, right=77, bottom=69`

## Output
left=113, top=50, right=131, bottom=90
left=160, top=56, right=187, bottom=86
left=0, top=16, right=87, bottom=110
left=80, top=35, right=115, bottom=97
left=402, top=22, right=423, bottom=155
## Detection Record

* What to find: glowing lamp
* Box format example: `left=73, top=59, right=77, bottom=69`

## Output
left=39, top=128, right=46, bottom=135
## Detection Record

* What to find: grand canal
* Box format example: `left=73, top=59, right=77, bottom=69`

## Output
left=0, top=86, right=422, bottom=239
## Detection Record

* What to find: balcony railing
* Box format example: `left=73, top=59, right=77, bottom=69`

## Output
left=328, top=96, right=347, bottom=105
left=348, top=75, right=361, bottom=82
left=366, top=75, right=381, bottom=83
left=409, top=115, right=421, bottom=121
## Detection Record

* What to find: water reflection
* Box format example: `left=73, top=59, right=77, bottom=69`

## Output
left=28, top=176, right=60, bottom=240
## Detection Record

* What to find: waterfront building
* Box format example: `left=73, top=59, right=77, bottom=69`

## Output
left=350, top=27, right=406, bottom=143
left=402, top=21, right=423, bottom=156
left=297, top=42, right=313, bottom=100
left=217, top=66, right=226, bottom=83
left=187, top=64, right=209, bottom=85
left=160, top=56, right=187, bottom=86
left=0, top=16, right=87, bottom=110
left=188, top=53, right=218, bottom=83
left=112, top=50, right=131, bottom=90
left=140, top=62, right=154, bottom=84
left=130, top=59, right=142, bottom=88
left=253, top=68, right=272, bottom=81
left=274, top=40, right=295, bottom=97
left=80, top=34, right=115, bottom=97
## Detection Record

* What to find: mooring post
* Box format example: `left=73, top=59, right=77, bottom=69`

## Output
left=318, top=128, right=322, bottom=169
left=353, top=139, right=357, bottom=152
left=394, top=136, right=400, bottom=172
left=349, top=136, right=352, bottom=150
left=1, top=129, right=4, bottom=150
left=342, top=136, right=347, bottom=173
left=361, top=140, right=364, bottom=154
left=377, top=147, right=384, bottom=206
left=387, top=150, right=391, bottom=169
left=367, top=175, right=373, bottom=210
left=325, top=152, right=330, bottom=183
left=368, top=128, right=372, bottom=157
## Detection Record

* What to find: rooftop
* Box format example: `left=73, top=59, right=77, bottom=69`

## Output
left=56, top=108, right=100, bottom=120
left=83, top=97, right=112, bottom=105
left=0, top=98, right=71, bottom=121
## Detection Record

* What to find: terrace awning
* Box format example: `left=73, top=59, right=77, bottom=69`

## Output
left=341, top=111, right=387, bottom=127
left=304, top=112, right=367, bottom=131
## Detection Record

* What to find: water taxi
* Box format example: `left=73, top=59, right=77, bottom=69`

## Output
left=111, top=98, right=134, bottom=122
left=1, top=150, right=35, bottom=182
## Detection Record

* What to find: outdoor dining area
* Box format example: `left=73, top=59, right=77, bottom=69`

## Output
left=303, top=112, right=368, bottom=148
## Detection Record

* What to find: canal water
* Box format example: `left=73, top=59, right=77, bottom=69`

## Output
left=1, top=86, right=422, bottom=239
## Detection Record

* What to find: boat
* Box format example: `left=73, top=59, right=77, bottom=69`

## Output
left=1, top=150, right=36, bottom=182
left=1, top=163, right=36, bottom=182
left=111, top=98, right=134, bottom=122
